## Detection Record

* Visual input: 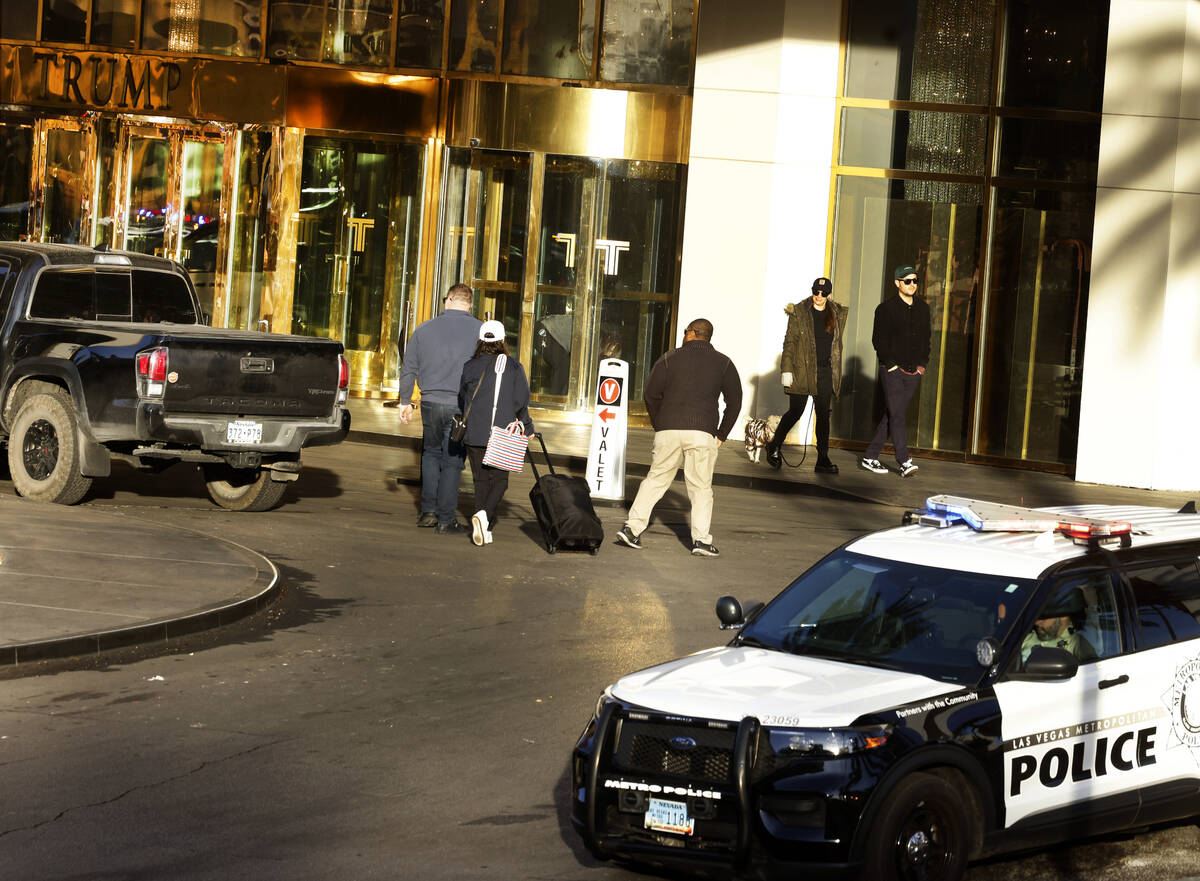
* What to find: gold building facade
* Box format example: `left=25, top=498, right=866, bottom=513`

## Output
left=0, top=1, right=694, bottom=414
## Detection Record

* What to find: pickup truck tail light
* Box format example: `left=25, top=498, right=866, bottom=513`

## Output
left=337, top=354, right=350, bottom=404
left=136, top=346, right=168, bottom=397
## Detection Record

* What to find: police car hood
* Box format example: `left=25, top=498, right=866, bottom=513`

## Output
left=611, top=646, right=959, bottom=726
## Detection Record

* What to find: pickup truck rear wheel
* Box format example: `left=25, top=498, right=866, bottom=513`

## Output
left=8, top=389, right=92, bottom=505
left=203, top=464, right=287, bottom=512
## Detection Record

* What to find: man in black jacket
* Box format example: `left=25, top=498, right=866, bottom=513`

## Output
left=860, top=264, right=931, bottom=478
left=616, top=319, right=742, bottom=557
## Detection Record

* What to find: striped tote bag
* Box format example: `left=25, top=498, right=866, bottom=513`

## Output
left=482, top=421, right=529, bottom=472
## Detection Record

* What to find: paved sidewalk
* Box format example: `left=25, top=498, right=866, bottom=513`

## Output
left=348, top=398, right=1197, bottom=512
left=0, top=496, right=276, bottom=668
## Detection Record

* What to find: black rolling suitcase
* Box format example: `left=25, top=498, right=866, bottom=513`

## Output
left=528, top=433, right=604, bottom=555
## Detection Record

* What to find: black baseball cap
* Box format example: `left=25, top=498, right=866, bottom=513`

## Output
left=894, top=264, right=917, bottom=280
left=812, top=277, right=832, bottom=295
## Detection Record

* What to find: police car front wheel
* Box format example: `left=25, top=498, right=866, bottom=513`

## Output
left=864, top=772, right=970, bottom=881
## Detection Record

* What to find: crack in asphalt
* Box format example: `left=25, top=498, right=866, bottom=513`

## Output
left=0, top=738, right=289, bottom=839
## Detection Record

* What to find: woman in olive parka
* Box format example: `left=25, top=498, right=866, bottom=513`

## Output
left=765, top=276, right=848, bottom=473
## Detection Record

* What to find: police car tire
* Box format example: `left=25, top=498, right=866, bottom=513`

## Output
left=863, top=772, right=969, bottom=881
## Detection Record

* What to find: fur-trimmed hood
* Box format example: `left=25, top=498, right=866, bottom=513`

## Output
left=784, top=299, right=845, bottom=317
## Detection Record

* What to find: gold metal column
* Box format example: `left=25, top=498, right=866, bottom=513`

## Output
left=262, top=126, right=302, bottom=334
left=519, top=152, right=545, bottom=370
left=931, top=203, right=957, bottom=449
left=1020, top=211, right=1047, bottom=460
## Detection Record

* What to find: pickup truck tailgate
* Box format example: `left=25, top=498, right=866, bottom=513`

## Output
left=158, top=333, right=342, bottom=419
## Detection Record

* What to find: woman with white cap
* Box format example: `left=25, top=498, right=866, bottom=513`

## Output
left=458, top=320, right=536, bottom=546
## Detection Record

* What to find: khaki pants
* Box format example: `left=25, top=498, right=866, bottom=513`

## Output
left=625, top=429, right=720, bottom=544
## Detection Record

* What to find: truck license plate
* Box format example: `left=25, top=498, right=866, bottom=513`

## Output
left=644, top=797, right=693, bottom=836
left=226, top=420, right=263, bottom=445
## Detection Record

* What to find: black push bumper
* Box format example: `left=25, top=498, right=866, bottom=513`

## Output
left=135, top=403, right=350, bottom=453
left=573, top=705, right=864, bottom=880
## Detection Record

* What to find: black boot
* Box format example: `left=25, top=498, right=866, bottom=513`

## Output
left=814, top=453, right=838, bottom=474
left=766, top=443, right=782, bottom=469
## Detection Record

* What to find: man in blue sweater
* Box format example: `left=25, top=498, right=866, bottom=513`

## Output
left=398, top=284, right=481, bottom=533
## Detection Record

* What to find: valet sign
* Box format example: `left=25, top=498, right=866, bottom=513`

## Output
left=585, top=360, right=629, bottom=501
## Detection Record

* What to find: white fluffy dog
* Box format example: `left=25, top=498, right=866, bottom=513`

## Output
left=744, top=414, right=781, bottom=463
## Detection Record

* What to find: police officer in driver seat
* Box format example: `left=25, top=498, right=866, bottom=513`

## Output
left=1020, top=587, right=1098, bottom=665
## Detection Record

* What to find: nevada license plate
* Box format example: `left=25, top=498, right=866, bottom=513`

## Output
left=644, top=797, right=693, bottom=836
left=226, top=420, right=263, bottom=445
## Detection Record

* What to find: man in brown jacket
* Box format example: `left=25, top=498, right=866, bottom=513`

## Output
left=616, top=318, right=742, bottom=557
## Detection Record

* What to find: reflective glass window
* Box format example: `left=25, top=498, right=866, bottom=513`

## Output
left=42, top=127, right=88, bottom=245
left=90, top=0, right=137, bottom=46
left=0, top=0, right=38, bottom=39
left=31, top=270, right=93, bottom=320
left=532, top=155, right=601, bottom=399
left=0, top=125, right=32, bottom=242
left=600, top=0, right=693, bottom=86
left=996, top=117, right=1101, bottom=183
left=503, top=0, right=595, bottom=79
left=829, top=175, right=983, bottom=454
left=42, top=0, right=88, bottom=43
left=1003, top=0, right=1109, bottom=112
left=449, top=0, right=499, bottom=72
left=225, top=130, right=272, bottom=330
left=123, top=135, right=169, bottom=256
left=132, top=269, right=198, bottom=323
left=143, top=0, right=262, bottom=56
left=978, top=186, right=1093, bottom=463
left=323, top=0, right=393, bottom=66
left=178, top=140, right=225, bottom=322
left=844, top=0, right=995, bottom=103
left=840, top=108, right=988, bottom=176
left=396, top=0, right=444, bottom=69
left=94, top=271, right=132, bottom=320
left=1125, top=561, right=1200, bottom=649
left=592, top=159, right=679, bottom=401
left=268, top=0, right=323, bottom=60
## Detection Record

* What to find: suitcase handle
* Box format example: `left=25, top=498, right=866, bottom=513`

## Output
left=528, top=432, right=556, bottom=480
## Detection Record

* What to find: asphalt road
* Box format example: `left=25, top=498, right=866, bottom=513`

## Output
left=0, top=442, right=1197, bottom=880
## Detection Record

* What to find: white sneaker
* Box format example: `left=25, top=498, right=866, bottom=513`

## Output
left=899, top=459, right=919, bottom=477
left=859, top=457, right=888, bottom=474
left=484, top=529, right=494, bottom=544
left=471, top=510, right=489, bottom=546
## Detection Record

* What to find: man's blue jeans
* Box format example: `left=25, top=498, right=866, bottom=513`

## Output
left=420, top=400, right=466, bottom=525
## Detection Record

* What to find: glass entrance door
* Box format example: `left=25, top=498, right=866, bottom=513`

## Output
left=115, top=123, right=226, bottom=320
left=438, top=148, right=684, bottom=412
left=440, top=148, right=531, bottom=353
left=36, top=118, right=95, bottom=244
left=292, top=136, right=424, bottom=392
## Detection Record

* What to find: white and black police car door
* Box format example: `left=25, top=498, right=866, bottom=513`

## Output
left=992, top=571, right=1152, bottom=827
left=1116, top=557, right=1200, bottom=807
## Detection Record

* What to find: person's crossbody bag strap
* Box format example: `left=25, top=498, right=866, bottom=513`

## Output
left=488, top=354, right=507, bottom=427
left=449, top=363, right=488, bottom=444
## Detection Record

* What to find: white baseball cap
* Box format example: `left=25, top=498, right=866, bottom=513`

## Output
left=479, top=320, right=505, bottom=342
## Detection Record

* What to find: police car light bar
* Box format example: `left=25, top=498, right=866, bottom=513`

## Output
left=919, top=495, right=1132, bottom=546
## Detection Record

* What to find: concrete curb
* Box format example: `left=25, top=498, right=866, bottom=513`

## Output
left=0, top=533, right=279, bottom=669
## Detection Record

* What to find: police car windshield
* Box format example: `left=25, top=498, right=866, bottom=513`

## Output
left=740, top=551, right=1037, bottom=685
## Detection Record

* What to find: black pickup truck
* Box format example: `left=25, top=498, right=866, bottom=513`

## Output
left=0, top=242, right=350, bottom=511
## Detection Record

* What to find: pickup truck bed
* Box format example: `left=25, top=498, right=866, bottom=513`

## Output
left=0, top=242, right=350, bottom=510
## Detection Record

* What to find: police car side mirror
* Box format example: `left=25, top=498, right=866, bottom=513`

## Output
left=717, top=596, right=745, bottom=629
left=717, top=597, right=765, bottom=630
left=1022, top=646, right=1079, bottom=680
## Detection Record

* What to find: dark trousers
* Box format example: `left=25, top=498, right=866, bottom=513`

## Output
left=420, top=400, right=466, bottom=525
left=467, top=444, right=510, bottom=526
left=773, top=373, right=833, bottom=460
left=865, top=369, right=921, bottom=464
